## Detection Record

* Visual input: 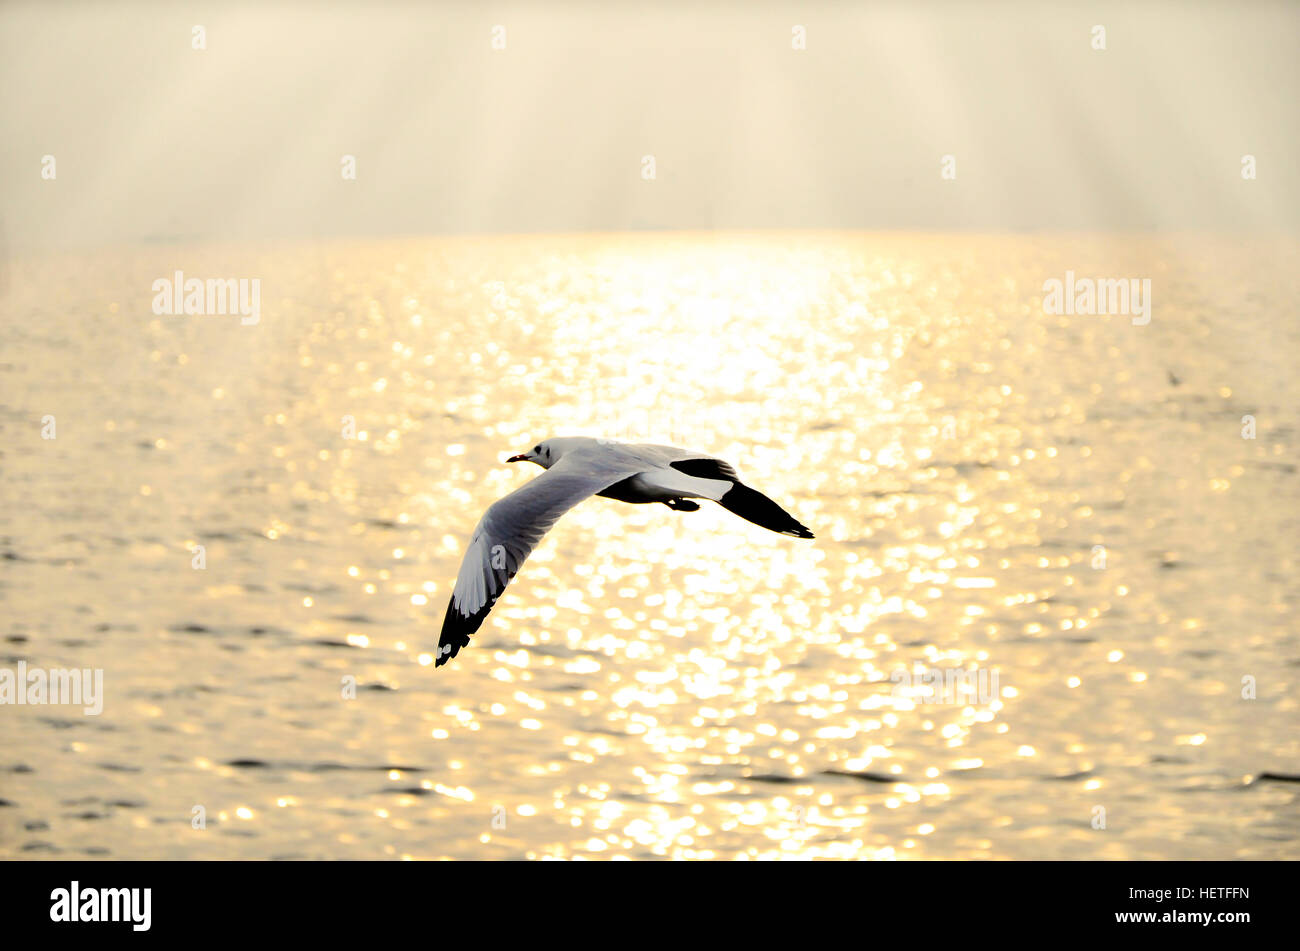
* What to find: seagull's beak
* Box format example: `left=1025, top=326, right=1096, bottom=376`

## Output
left=506, top=454, right=528, bottom=463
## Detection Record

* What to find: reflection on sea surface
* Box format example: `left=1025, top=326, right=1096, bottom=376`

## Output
left=1, top=233, right=1296, bottom=858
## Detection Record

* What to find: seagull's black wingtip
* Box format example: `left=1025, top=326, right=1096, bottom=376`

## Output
left=436, top=633, right=473, bottom=667
left=434, top=642, right=460, bottom=667
left=435, top=593, right=501, bottom=668
left=719, top=483, right=815, bottom=539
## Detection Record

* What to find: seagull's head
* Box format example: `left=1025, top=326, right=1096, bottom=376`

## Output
left=506, top=441, right=553, bottom=468
left=506, top=436, right=597, bottom=469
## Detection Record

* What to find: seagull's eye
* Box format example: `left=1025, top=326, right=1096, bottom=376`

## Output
left=533, top=445, right=541, bottom=454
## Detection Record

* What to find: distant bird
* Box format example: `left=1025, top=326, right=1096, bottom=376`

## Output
left=436, top=437, right=814, bottom=666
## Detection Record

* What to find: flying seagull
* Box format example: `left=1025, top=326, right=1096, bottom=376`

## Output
left=436, top=436, right=814, bottom=667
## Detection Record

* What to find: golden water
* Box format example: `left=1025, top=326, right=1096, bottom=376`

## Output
left=1, top=232, right=1296, bottom=858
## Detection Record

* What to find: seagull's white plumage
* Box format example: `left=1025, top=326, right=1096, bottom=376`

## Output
left=436, top=437, right=812, bottom=666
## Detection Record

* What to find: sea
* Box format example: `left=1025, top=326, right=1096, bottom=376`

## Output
left=1, top=231, right=1296, bottom=859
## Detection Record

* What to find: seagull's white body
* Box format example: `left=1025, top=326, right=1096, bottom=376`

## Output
left=436, top=436, right=813, bottom=667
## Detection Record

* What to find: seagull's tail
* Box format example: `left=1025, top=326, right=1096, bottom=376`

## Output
left=718, top=483, right=814, bottom=539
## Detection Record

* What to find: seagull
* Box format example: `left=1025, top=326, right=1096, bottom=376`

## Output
left=436, top=436, right=814, bottom=667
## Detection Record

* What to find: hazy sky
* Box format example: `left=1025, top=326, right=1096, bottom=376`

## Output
left=2, top=0, right=1296, bottom=248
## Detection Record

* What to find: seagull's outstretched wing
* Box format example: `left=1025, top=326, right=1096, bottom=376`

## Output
left=626, top=442, right=812, bottom=538
left=436, top=447, right=641, bottom=666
